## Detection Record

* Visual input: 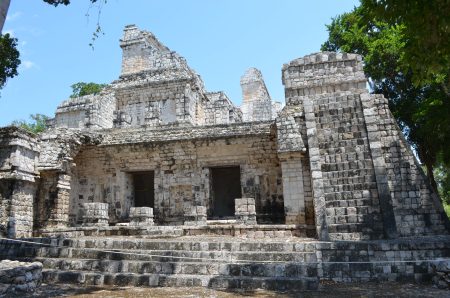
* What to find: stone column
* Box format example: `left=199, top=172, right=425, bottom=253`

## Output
left=129, top=207, right=154, bottom=226
left=36, top=172, right=71, bottom=230
left=0, top=127, right=39, bottom=238
left=235, top=198, right=257, bottom=224
left=280, top=156, right=306, bottom=225
left=81, top=202, right=109, bottom=226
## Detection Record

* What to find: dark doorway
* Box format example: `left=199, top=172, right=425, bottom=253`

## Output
left=210, top=166, right=242, bottom=219
left=132, top=171, right=155, bottom=208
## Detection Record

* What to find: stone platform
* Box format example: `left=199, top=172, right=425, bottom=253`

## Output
left=0, top=235, right=449, bottom=291
left=0, top=259, right=42, bottom=295
left=36, top=223, right=313, bottom=239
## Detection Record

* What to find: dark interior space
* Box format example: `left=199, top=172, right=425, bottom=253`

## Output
left=132, top=171, right=155, bottom=208
left=210, top=166, right=242, bottom=219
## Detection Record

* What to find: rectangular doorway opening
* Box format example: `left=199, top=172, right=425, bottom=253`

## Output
left=132, top=171, right=155, bottom=208
left=210, top=166, right=242, bottom=219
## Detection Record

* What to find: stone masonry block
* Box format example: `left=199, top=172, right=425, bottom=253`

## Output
left=129, top=207, right=154, bottom=227
left=81, top=203, right=109, bottom=227
left=235, top=198, right=257, bottom=224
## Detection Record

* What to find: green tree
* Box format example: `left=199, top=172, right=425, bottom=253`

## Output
left=321, top=6, right=450, bottom=194
left=359, top=0, right=450, bottom=87
left=0, top=0, right=106, bottom=90
left=0, top=33, right=20, bottom=90
left=11, top=114, right=50, bottom=134
left=70, top=82, right=106, bottom=98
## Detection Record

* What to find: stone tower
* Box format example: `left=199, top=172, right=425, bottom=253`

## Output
left=240, top=68, right=273, bottom=122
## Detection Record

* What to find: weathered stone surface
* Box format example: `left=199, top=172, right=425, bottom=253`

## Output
left=282, top=52, right=449, bottom=240
left=0, top=259, right=42, bottom=295
left=240, top=68, right=274, bottom=122
left=235, top=198, right=257, bottom=224
left=130, top=207, right=154, bottom=226
left=0, top=26, right=447, bottom=243
left=81, top=203, right=109, bottom=226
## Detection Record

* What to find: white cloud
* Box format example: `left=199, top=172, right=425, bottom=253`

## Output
left=22, top=60, right=36, bottom=70
left=6, top=12, right=22, bottom=22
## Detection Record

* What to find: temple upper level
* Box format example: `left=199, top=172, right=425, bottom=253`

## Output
left=51, top=25, right=280, bottom=130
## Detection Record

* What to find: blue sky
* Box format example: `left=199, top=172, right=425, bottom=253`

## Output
left=1, top=0, right=358, bottom=126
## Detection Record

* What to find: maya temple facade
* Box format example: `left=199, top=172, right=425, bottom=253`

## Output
left=0, top=25, right=449, bottom=242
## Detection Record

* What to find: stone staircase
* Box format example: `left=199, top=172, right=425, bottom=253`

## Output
left=0, top=237, right=320, bottom=291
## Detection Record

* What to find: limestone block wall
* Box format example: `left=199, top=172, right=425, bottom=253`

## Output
left=114, top=80, right=203, bottom=127
left=283, top=53, right=387, bottom=240
left=0, top=127, right=39, bottom=181
left=120, top=25, right=174, bottom=76
left=54, top=92, right=115, bottom=130
left=283, top=52, right=449, bottom=240
left=35, top=171, right=71, bottom=230
left=0, top=127, right=39, bottom=238
left=204, top=92, right=243, bottom=125
left=240, top=68, right=273, bottom=122
left=361, top=93, right=449, bottom=236
left=271, top=101, right=283, bottom=119
left=68, top=123, right=283, bottom=225
left=0, top=180, right=35, bottom=238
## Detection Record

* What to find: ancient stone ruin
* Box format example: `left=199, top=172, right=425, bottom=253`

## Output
left=0, top=25, right=449, bottom=290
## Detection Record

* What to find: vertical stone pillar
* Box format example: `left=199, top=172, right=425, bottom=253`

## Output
left=360, top=93, right=398, bottom=239
left=302, top=98, right=329, bottom=240
left=276, top=110, right=310, bottom=227
left=0, top=180, right=37, bottom=238
left=235, top=198, right=257, bottom=224
left=280, top=157, right=306, bottom=225
left=36, top=172, right=71, bottom=230
left=0, top=127, right=39, bottom=238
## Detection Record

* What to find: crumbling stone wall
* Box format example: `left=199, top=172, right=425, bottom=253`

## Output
left=204, top=92, right=243, bottom=125
left=283, top=52, right=449, bottom=240
left=0, top=127, right=39, bottom=238
left=35, top=129, right=102, bottom=230
left=68, top=122, right=283, bottom=225
left=361, top=93, right=448, bottom=236
left=0, top=25, right=447, bottom=241
left=114, top=25, right=211, bottom=128
left=53, top=91, right=115, bottom=130
left=240, top=68, right=273, bottom=122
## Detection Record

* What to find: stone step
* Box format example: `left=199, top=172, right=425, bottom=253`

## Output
left=42, top=269, right=319, bottom=291
left=27, top=247, right=317, bottom=263
left=36, top=258, right=318, bottom=278
left=5, top=237, right=318, bottom=252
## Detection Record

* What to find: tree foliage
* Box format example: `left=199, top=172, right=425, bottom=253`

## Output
left=359, top=0, right=450, bottom=86
left=11, top=114, right=49, bottom=134
left=0, top=33, right=20, bottom=90
left=0, top=0, right=108, bottom=91
left=43, top=0, right=99, bottom=7
left=321, top=5, right=450, bottom=196
left=70, top=82, right=106, bottom=98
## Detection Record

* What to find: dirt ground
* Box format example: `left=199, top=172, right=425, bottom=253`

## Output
left=8, top=281, right=449, bottom=298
